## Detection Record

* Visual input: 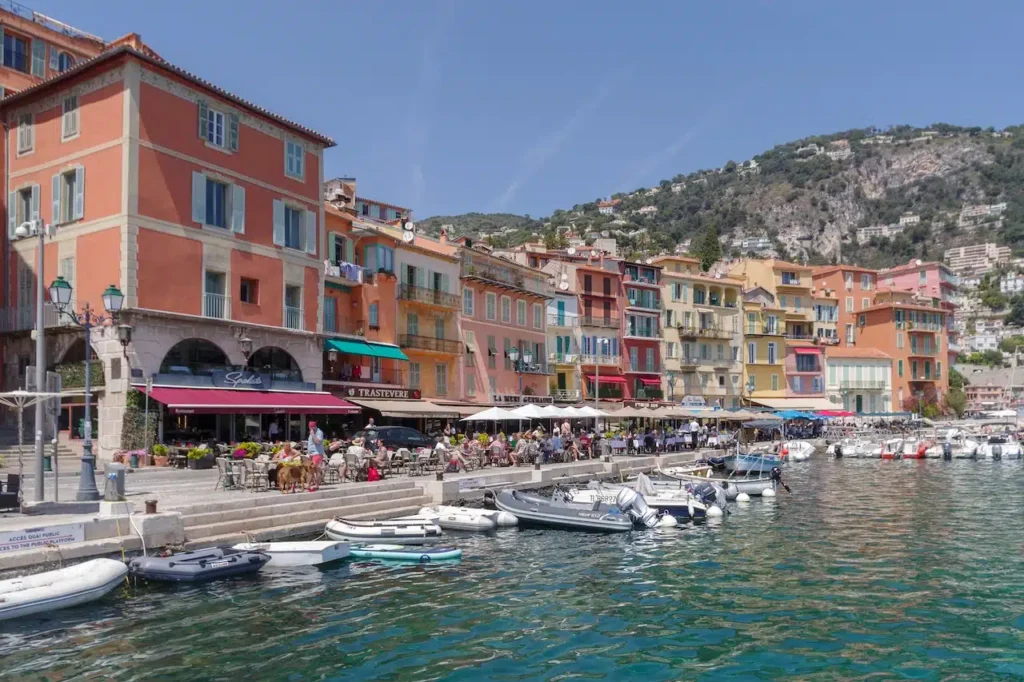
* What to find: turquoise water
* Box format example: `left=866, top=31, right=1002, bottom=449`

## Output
left=4, top=459, right=1024, bottom=681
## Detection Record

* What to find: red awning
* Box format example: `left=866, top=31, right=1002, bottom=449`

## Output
left=144, top=386, right=360, bottom=415
left=793, top=347, right=822, bottom=355
left=586, top=374, right=627, bottom=385
left=639, top=378, right=661, bottom=386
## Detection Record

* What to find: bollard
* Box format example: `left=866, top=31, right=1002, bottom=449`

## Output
left=534, top=461, right=541, bottom=470
left=145, top=499, right=158, bottom=514
left=435, top=471, right=444, bottom=481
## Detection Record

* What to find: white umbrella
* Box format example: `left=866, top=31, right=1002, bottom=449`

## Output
left=559, top=406, right=583, bottom=418
left=541, top=404, right=572, bottom=418
left=460, top=406, right=515, bottom=421
left=575, top=406, right=607, bottom=418
left=509, top=403, right=549, bottom=419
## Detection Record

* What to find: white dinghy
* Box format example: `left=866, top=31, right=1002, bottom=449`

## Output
left=232, top=541, right=350, bottom=567
left=325, top=518, right=442, bottom=545
left=0, top=558, right=127, bottom=622
left=418, top=506, right=517, bottom=531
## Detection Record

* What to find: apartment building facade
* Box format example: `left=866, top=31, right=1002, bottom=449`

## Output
left=812, top=265, right=878, bottom=348
left=655, top=255, right=744, bottom=407
left=620, top=260, right=662, bottom=401
left=0, top=44, right=336, bottom=454
left=543, top=259, right=582, bottom=403
left=741, top=288, right=786, bottom=402
left=577, top=262, right=624, bottom=403
left=823, top=347, right=892, bottom=414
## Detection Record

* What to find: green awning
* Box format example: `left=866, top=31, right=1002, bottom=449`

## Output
left=324, top=338, right=409, bottom=361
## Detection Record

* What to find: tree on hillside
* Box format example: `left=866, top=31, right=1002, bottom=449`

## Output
left=695, top=227, right=722, bottom=272
left=1006, top=298, right=1024, bottom=327
left=999, top=336, right=1024, bottom=354
left=949, top=366, right=967, bottom=390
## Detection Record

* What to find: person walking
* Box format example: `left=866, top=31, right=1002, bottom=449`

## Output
left=307, top=420, right=326, bottom=489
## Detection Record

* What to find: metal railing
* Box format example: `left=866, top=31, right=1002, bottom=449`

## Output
left=0, top=299, right=79, bottom=333
left=580, top=316, right=620, bottom=328
left=745, top=324, right=783, bottom=336
left=907, top=321, right=943, bottom=332
left=547, top=313, right=579, bottom=327
left=839, top=380, right=887, bottom=390
left=323, top=367, right=405, bottom=386
left=635, top=388, right=664, bottom=400
left=591, top=385, right=624, bottom=399
left=285, top=306, right=302, bottom=330
left=398, top=284, right=459, bottom=309
left=678, top=324, right=734, bottom=339
left=548, top=352, right=579, bottom=364
left=550, top=389, right=582, bottom=401
left=399, top=334, right=462, bottom=354
left=908, top=347, right=938, bottom=357
left=626, top=296, right=662, bottom=310
left=579, top=353, right=620, bottom=366
left=627, top=362, right=660, bottom=373
left=624, top=328, right=660, bottom=339
left=203, top=293, right=229, bottom=320
left=909, top=373, right=936, bottom=382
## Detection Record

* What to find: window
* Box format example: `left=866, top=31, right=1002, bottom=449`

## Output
left=203, top=271, right=227, bottom=319
left=898, top=360, right=904, bottom=377
left=465, top=372, right=476, bottom=397
left=845, top=296, right=853, bottom=313
left=240, top=278, right=258, bottom=304
left=13, top=185, right=35, bottom=229
left=434, top=318, right=445, bottom=340
left=796, top=354, right=816, bottom=372
left=409, top=362, right=421, bottom=389
left=56, top=51, right=75, bottom=73
left=748, top=375, right=756, bottom=390
left=584, top=274, right=592, bottom=292
left=58, top=256, right=74, bottom=291
left=485, top=292, right=496, bottom=320
left=779, top=295, right=787, bottom=309
left=61, top=95, right=79, bottom=139
left=407, top=312, right=419, bottom=336
left=747, top=342, right=756, bottom=364
left=206, top=179, right=228, bottom=228
left=503, top=338, right=512, bottom=370
left=284, top=206, right=303, bottom=249
left=845, top=324, right=854, bottom=344
left=501, top=296, right=511, bottom=323
left=517, top=300, right=527, bottom=326
left=793, top=376, right=802, bottom=392
left=603, top=277, right=611, bottom=295
left=17, top=113, right=33, bottom=154
left=781, top=271, right=800, bottom=285
left=369, top=303, right=379, bottom=329
left=861, top=274, right=872, bottom=290
left=897, top=332, right=903, bottom=349
left=771, top=374, right=779, bottom=391
left=285, top=140, right=304, bottom=179
left=533, top=303, right=543, bottom=329
left=667, top=342, right=677, bottom=358
left=198, top=101, right=239, bottom=151
left=845, top=273, right=853, bottom=290
left=858, top=314, right=865, bottom=326
left=794, top=296, right=802, bottom=311
left=487, top=335, right=496, bottom=369
left=462, top=288, right=475, bottom=316
left=284, top=285, right=302, bottom=329
left=767, top=343, right=777, bottom=364
left=936, top=361, right=942, bottom=379
left=862, top=297, right=870, bottom=310
left=206, top=109, right=224, bottom=147
left=3, top=34, right=28, bottom=73
left=919, top=270, right=926, bottom=285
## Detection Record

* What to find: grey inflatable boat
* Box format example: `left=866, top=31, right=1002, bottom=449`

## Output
left=493, top=489, right=633, bottom=532
left=128, top=547, right=270, bottom=582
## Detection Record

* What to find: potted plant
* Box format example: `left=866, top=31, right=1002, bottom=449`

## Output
left=152, top=443, right=169, bottom=467
left=187, top=445, right=214, bottom=470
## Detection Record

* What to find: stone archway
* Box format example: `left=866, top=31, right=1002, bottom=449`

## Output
left=247, top=346, right=302, bottom=382
left=159, top=338, right=231, bottom=376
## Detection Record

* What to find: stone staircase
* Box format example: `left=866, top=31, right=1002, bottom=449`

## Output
left=173, top=479, right=434, bottom=549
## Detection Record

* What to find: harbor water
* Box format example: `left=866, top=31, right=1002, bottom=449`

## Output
left=4, top=459, right=1024, bottom=681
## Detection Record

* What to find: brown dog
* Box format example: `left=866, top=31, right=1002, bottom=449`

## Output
left=277, top=463, right=310, bottom=493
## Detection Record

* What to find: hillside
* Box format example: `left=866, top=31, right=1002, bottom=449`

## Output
left=420, top=123, right=1024, bottom=267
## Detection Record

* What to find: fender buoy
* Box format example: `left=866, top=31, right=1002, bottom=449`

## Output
left=781, top=447, right=789, bottom=456
left=917, top=443, right=927, bottom=457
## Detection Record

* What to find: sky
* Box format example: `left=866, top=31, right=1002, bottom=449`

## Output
left=33, top=0, right=1024, bottom=220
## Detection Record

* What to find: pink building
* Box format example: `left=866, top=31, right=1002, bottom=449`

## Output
left=459, top=246, right=551, bottom=405
left=879, top=259, right=961, bottom=362
left=784, top=340, right=825, bottom=398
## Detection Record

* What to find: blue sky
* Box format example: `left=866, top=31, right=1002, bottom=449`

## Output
left=36, top=1, right=1024, bottom=219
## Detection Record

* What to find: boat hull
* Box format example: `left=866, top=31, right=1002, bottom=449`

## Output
left=415, top=507, right=501, bottom=532
left=129, top=548, right=269, bottom=582
left=349, top=544, right=462, bottom=562
left=0, top=558, right=127, bottom=622
left=232, top=541, right=349, bottom=567
left=325, top=518, right=443, bottom=545
left=494, top=490, right=633, bottom=532
left=727, top=454, right=783, bottom=474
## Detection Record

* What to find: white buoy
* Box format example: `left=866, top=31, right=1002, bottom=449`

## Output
left=687, top=501, right=695, bottom=518
left=657, top=514, right=678, bottom=528
left=736, top=492, right=751, bottom=503
left=706, top=506, right=724, bottom=518
left=763, top=488, right=776, bottom=498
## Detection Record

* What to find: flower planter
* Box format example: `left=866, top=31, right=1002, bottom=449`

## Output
left=153, top=455, right=169, bottom=467
left=197, top=455, right=215, bottom=470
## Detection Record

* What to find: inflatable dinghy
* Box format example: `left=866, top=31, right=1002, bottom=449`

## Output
left=0, top=558, right=127, bottom=621
left=325, top=518, right=442, bottom=545
left=128, top=547, right=269, bottom=582
left=349, top=544, right=462, bottom=562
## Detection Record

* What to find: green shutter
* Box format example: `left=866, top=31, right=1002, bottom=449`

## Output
left=227, top=113, right=239, bottom=151
left=198, top=100, right=209, bottom=139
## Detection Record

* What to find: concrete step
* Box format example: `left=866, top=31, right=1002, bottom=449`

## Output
left=182, top=503, right=434, bottom=549
left=181, top=487, right=427, bottom=528
left=183, top=494, right=435, bottom=541
left=165, top=478, right=418, bottom=515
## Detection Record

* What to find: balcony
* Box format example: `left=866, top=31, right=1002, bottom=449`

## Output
left=398, top=284, right=459, bottom=309
left=547, top=313, right=579, bottom=327
left=625, top=297, right=662, bottom=311
left=399, top=334, right=462, bottom=354
left=323, top=366, right=405, bottom=387
left=548, top=352, right=579, bottom=365
left=909, top=374, right=936, bottom=382
left=627, top=361, right=660, bottom=374
left=784, top=332, right=815, bottom=341
left=678, top=325, right=733, bottom=340
left=745, top=324, right=783, bottom=336
left=907, top=321, right=943, bottom=332
left=580, top=316, right=620, bottom=328
left=624, top=274, right=658, bottom=287
left=776, top=275, right=808, bottom=289
left=285, top=306, right=303, bottom=330
left=713, top=357, right=738, bottom=368
left=551, top=388, right=582, bottom=402
left=839, top=380, right=887, bottom=391
left=580, top=354, right=621, bottom=367
left=908, top=347, right=938, bottom=357
left=325, top=260, right=371, bottom=286
left=0, top=300, right=79, bottom=333
left=203, top=292, right=229, bottom=320
left=624, top=328, right=660, bottom=340
left=676, top=357, right=701, bottom=369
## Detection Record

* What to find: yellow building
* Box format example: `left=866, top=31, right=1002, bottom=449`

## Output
left=727, top=258, right=815, bottom=339
left=654, top=256, right=745, bottom=407
left=741, top=287, right=787, bottom=400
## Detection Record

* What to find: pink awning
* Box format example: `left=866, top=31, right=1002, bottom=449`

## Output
left=144, top=386, right=360, bottom=415
left=793, top=347, right=822, bottom=355
left=586, top=374, right=627, bottom=385
left=639, top=378, right=661, bottom=386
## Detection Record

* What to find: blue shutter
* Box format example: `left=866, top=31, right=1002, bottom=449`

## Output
left=7, top=191, right=15, bottom=238
left=304, top=210, right=316, bottom=254
left=30, top=40, right=45, bottom=77
left=30, top=184, right=39, bottom=223
left=49, top=45, right=58, bottom=71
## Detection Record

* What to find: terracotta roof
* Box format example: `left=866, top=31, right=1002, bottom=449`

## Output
left=812, top=265, right=878, bottom=277
left=651, top=255, right=700, bottom=266
left=785, top=339, right=817, bottom=347
left=879, top=260, right=950, bottom=276
left=0, top=45, right=335, bottom=146
left=825, top=347, right=892, bottom=360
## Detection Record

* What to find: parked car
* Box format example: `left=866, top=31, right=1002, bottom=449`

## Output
left=354, top=426, right=435, bottom=450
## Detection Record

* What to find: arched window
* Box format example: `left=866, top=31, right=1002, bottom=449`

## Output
left=247, top=346, right=302, bottom=382
left=160, top=339, right=230, bottom=376
left=57, top=52, right=75, bottom=72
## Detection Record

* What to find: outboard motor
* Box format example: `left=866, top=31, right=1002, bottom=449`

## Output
left=615, top=487, right=659, bottom=528
left=834, top=444, right=843, bottom=459
left=942, top=442, right=953, bottom=461
left=993, top=445, right=1003, bottom=460
left=770, top=467, right=791, bottom=493
left=483, top=490, right=497, bottom=509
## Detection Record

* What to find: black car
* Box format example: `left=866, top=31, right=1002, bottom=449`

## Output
left=354, top=426, right=435, bottom=450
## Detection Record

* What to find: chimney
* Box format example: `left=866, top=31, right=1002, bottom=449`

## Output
left=439, top=227, right=448, bottom=244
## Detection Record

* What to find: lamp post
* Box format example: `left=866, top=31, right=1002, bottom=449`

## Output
left=507, top=346, right=534, bottom=399
left=668, top=372, right=677, bottom=402
left=14, top=219, right=48, bottom=502
left=48, top=277, right=125, bottom=501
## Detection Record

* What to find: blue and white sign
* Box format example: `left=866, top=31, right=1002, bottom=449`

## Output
left=0, top=523, right=85, bottom=553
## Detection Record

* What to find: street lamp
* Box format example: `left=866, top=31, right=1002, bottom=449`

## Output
left=668, top=373, right=677, bottom=402
left=117, top=324, right=133, bottom=350
left=48, top=277, right=125, bottom=501
left=239, top=336, right=254, bottom=362
left=14, top=219, right=48, bottom=502
left=507, top=346, right=534, bottom=398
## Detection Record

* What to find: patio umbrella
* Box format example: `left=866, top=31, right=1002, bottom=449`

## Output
left=460, top=406, right=515, bottom=421
left=541, top=404, right=571, bottom=418
left=509, top=403, right=549, bottom=419
left=575, top=406, right=607, bottom=418
left=817, top=409, right=854, bottom=418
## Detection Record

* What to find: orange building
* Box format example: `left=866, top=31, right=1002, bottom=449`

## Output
left=0, top=43, right=346, bottom=456
left=811, top=265, right=878, bottom=346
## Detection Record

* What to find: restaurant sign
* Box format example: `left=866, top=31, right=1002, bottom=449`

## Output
left=345, top=386, right=420, bottom=400
left=211, top=370, right=267, bottom=390
left=681, top=395, right=707, bottom=406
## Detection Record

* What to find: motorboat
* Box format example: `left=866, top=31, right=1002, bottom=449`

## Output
left=725, top=452, right=784, bottom=474
left=349, top=544, right=462, bottom=562
left=925, top=431, right=980, bottom=459
left=128, top=547, right=270, bottom=582
left=878, top=438, right=931, bottom=460
left=416, top=505, right=518, bottom=531
left=325, top=518, right=443, bottom=545
left=0, top=558, right=127, bottom=622
left=231, top=541, right=349, bottom=567
left=977, top=433, right=1024, bottom=459
left=657, top=464, right=713, bottom=479
left=826, top=438, right=876, bottom=458
left=568, top=474, right=721, bottom=520
left=655, top=468, right=778, bottom=500
left=492, top=489, right=634, bottom=532
left=780, top=440, right=815, bottom=461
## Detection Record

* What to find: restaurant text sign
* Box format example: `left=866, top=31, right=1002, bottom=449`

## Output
left=345, top=386, right=419, bottom=400
left=211, top=370, right=266, bottom=389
